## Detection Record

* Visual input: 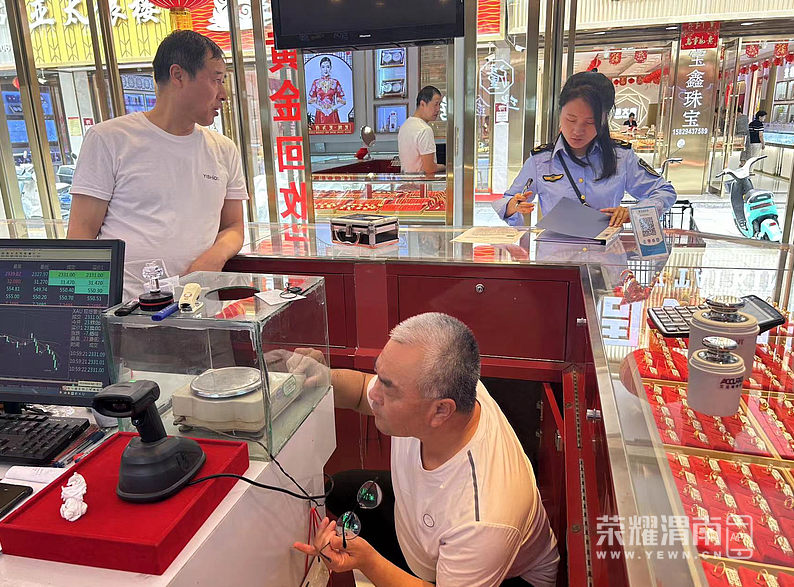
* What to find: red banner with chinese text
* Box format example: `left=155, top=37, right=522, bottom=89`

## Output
left=311, top=123, right=355, bottom=135
left=681, top=22, right=720, bottom=50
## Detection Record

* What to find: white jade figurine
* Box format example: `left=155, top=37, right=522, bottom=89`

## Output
left=60, top=473, right=88, bottom=522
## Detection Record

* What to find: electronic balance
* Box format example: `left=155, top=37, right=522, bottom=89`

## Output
left=172, top=366, right=304, bottom=435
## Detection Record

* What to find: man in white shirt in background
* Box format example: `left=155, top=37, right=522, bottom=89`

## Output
left=398, top=86, right=446, bottom=176
left=294, top=313, right=559, bottom=587
left=67, top=31, right=248, bottom=299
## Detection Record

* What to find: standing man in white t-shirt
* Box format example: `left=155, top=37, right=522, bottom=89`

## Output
left=398, top=86, right=446, bottom=175
left=68, top=31, right=248, bottom=299
left=293, top=313, right=559, bottom=587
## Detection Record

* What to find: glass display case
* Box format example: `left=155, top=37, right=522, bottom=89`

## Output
left=772, top=80, right=794, bottom=123
left=375, top=48, right=407, bottom=100
left=750, top=125, right=794, bottom=180
left=312, top=172, right=447, bottom=223
left=777, top=81, right=789, bottom=102
left=610, top=132, right=659, bottom=153
left=375, top=104, right=409, bottom=134
left=102, top=271, right=331, bottom=459
left=766, top=128, right=794, bottom=146
left=585, top=236, right=794, bottom=586
left=419, top=46, right=448, bottom=139
left=773, top=105, right=791, bottom=124
left=5, top=216, right=794, bottom=585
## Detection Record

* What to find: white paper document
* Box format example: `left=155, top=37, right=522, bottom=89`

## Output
left=451, top=226, right=523, bottom=245
left=5, top=466, right=64, bottom=484
left=255, top=290, right=306, bottom=306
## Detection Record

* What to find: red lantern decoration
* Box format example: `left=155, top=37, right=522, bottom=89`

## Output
left=774, top=57, right=783, bottom=66
left=750, top=63, right=759, bottom=72
left=609, top=51, right=622, bottom=65
left=637, top=77, right=644, bottom=85
left=787, top=53, right=794, bottom=64
left=642, top=69, right=662, bottom=85
left=739, top=65, right=749, bottom=74
left=634, top=50, right=648, bottom=64
left=619, top=77, right=627, bottom=85
left=745, top=44, right=760, bottom=58
left=775, top=43, right=789, bottom=57
left=762, top=59, right=771, bottom=69
left=613, top=79, right=620, bottom=86
left=628, top=77, right=635, bottom=84
left=148, top=0, right=212, bottom=30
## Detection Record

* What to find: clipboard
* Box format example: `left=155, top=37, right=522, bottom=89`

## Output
left=536, top=197, right=621, bottom=245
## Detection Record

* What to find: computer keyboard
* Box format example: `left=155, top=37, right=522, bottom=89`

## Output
left=0, top=413, right=90, bottom=465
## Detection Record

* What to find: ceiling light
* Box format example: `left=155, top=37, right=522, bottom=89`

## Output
left=741, top=22, right=754, bottom=26
left=593, top=31, right=606, bottom=35
left=666, top=26, right=677, bottom=30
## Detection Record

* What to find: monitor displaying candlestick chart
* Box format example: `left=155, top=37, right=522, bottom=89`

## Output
left=0, top=240, right=124, bottom=407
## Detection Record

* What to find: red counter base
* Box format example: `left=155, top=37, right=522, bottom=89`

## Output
left=0, top=432, right=248, bottom=575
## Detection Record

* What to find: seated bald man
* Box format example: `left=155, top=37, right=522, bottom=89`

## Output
left=294, top=312, right=559, bottom=587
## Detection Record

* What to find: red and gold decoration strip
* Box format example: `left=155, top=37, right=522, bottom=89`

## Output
left=477, top=0, right=503, bottom=39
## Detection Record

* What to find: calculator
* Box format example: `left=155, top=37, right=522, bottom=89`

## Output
left=647, top=295, right=786, bottom=338
left=647, top=304, right=707, bottom=337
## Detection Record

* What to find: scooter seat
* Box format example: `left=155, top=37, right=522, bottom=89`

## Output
left=746, top=188, right=773, bottom=202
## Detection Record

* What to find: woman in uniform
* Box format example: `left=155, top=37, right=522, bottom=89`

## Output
left=493, top=72, right=677, bottom=227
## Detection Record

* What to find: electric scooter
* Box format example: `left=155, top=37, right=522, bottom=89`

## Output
left=716, top=155, right=782, bottom=242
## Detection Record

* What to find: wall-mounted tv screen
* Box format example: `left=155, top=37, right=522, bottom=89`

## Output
left=272, top=0, right=464, bottom=51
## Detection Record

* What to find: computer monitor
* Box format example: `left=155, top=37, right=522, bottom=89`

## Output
left=0, top=239, right=124, bottom=408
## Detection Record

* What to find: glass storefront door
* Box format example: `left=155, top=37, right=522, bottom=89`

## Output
left=708, top=38, right=740, bottom=196
left=564, top=40, right=676, bottom=170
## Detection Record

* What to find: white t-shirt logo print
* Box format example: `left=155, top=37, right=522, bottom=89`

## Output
left=203, top=173, right=220, bottom=181
left=423, top=514, right=435, bottom=528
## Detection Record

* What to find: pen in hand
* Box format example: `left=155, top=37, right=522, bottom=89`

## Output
left=513, top=177, right=535, bottom=216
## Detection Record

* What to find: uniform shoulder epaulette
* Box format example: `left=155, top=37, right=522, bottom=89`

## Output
left=531, top=143, right=554, bottom=155
left=614, top=139, right=633, bottom=149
